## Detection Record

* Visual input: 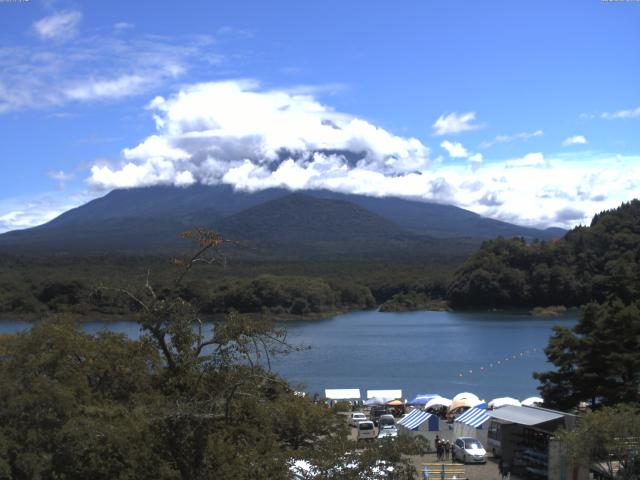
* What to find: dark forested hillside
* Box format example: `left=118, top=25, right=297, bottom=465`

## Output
left=448, top=200, right=640, bottom=309
left=0, top=185, right=563, bottom=256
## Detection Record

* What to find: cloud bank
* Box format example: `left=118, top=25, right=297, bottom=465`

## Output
left=84, top=81, right=640, bottom=230
left=89, top=81, right=431, bottom=191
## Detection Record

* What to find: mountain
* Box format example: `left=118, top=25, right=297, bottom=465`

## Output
left=0, top=185, right=565, bottom=258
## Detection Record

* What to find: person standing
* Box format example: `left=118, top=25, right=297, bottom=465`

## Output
left=498, top=459, right=510, bottom=480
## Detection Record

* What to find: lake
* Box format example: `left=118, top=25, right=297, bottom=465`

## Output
left=0, top=309, right=577, bottom=402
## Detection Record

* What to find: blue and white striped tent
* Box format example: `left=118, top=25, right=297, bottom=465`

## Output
left=455, top=407, right=490, bottom=428
left=453, top=407, right=491, bottom=445
left=397, top=409, right=439, bottom=431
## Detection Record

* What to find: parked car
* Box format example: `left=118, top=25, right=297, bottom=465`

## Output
left=369, top=406, right=389, bottom=426
left=357, top=421, right=376, bottom=440
left=349, top=412, right=368, bottom=427
left=378, top=414, right=396, bottom=429
left=452, top=437, right=487, bottom=464
left=377, top=425, right=398, bottom=439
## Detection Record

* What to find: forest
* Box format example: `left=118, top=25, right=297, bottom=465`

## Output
left=448, top=200, right=640, bottom=310
left=0, top=253, right=454, bottom=320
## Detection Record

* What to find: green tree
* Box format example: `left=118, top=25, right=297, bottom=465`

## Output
left=0, top=229, right=424, bottom=479
left=557, top=404, right=640, bottom=480
left=534, top=300, right=640, bottom=409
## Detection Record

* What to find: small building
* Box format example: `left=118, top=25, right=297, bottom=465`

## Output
left=486, top=405, right=582, bottom=480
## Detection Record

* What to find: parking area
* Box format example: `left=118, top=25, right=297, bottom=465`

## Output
left=405, top=452, right=523, bottom=480
left=345, top=415, right=522, bottom=480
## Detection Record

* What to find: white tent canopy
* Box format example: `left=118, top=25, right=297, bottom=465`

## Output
left=489, top=397, right=521, bottom=409
left=364, top=396, right=394, bottom=406
left=424, top=396, right=452, bottom=409
left=521, top=396, right=543, bottom=407
left=324, top=389, right=361, bottom=400
left=366, top=389, right=402, bottom=400
left=453, top=392, right=480, bottom=403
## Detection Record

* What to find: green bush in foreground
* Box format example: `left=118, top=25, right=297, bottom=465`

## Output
left=0, top=230, right=423, bottom=479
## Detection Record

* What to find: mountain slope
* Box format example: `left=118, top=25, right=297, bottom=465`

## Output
left=304, top=190, right=563, bottom=239
left=0, top=185, right=565, bottom=256
left=215, top=193, right=447, bottom=259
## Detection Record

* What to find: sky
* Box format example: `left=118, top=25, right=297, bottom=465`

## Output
left=1, top=0, right=639, bottom=233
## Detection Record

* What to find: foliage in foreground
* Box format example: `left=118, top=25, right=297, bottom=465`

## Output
left=0, top=231, right=425, bottom=479
left=557, top=404, right=640, bottom=480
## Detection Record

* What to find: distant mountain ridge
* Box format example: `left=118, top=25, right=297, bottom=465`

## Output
left=0, top=185, right=565, bottom=258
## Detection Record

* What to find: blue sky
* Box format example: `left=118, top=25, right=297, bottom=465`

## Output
left=1, top=0, right=639, bottom=232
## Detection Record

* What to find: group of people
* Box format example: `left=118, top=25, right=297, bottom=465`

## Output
left=434, top=435, right=453, bottom=461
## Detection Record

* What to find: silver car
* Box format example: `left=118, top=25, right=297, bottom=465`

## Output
left=453, top=437, right=487, bottom=463
left=377, top=426, right=398, bottom=439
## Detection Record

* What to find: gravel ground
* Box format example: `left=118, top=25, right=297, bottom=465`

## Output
left=406, top=452, right=522, bottom=480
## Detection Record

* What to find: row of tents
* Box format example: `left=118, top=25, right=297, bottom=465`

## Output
left=324, top=389, right=543, bottom=411
left=408, top=393, right=544, bottom=411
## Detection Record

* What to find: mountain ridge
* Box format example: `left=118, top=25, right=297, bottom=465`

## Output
left=0, top=185, right=565, bottom=257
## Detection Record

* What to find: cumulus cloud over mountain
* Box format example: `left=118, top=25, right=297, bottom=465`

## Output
left=86, top=81, right=640, bottom=230
left=89, top=80, right=433, bottom=194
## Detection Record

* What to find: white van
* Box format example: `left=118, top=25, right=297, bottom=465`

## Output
left=357, top=421, right=376, bottom=440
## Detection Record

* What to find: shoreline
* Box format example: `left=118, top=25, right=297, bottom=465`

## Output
left=0, top=303, right=578, bottom=323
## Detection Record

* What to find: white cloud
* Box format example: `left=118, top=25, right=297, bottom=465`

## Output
left=505, top=152, right=547, bottom=168
left=0, top=192, right=93, bottom=233
left=77, top=81, right=640, bottom=231
left=601, top=106, right=640, bottom=119
left=48, top=170, right=74, bottom=189
left=33, top=10, right=82, bottom=41
left=114, top=22, right=135, bottom=32
left=440, top=140, right=469, bottom=158
left=0, top=32, right=217, bottom=113
left=432, top=112, right=483, bottom=136
left=64, top=74, right=152, bottom=101
left=562, top=135, right=588, bottom=146
left=88, top=81, right=431, bottom=190
left=479, top=129, right=543, bottom=149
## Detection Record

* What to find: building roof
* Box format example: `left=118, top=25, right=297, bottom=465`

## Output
left=489, top=405, right=564, bottom=426
left=455, top=407, right=490, bottom=428
left=398, top=409, right=432, bottom=429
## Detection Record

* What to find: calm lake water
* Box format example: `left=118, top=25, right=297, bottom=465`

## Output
left=0, top=309, right=577, bottom=401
